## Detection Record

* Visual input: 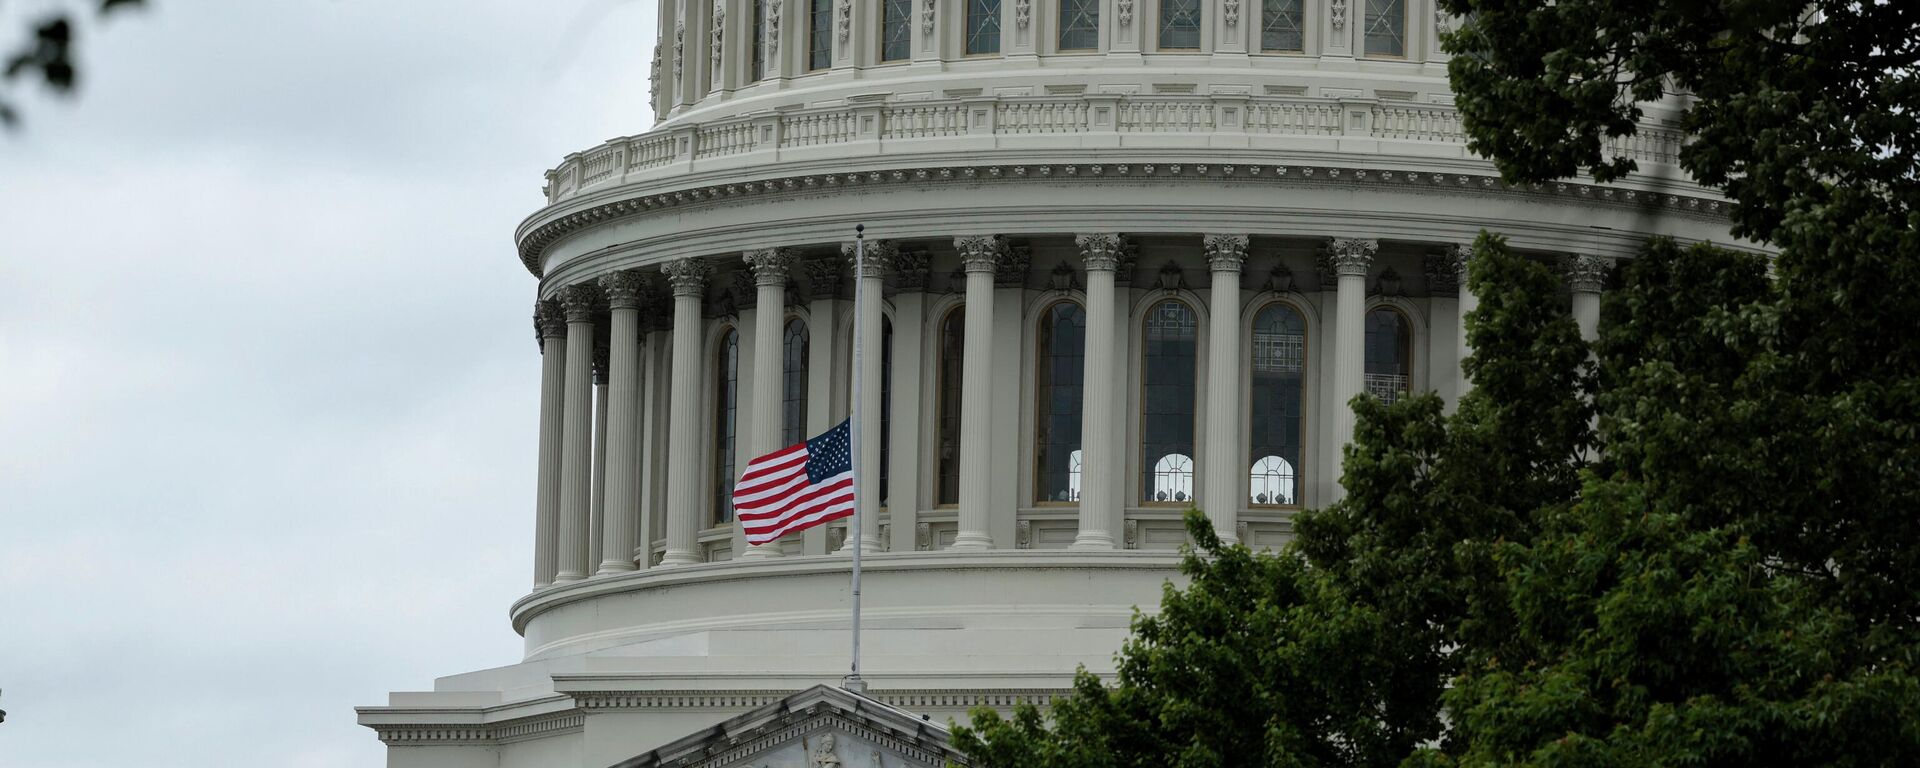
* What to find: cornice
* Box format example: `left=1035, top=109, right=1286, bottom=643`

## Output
left=509, top=549, right=1183, bottom=634
left=515, top=160, right=1734, bottom=277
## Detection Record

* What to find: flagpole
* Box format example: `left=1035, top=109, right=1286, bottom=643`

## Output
left=844, top=223, right=867, bottom=693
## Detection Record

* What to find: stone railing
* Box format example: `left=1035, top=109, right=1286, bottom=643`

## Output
left=542, top=93, right=1688, bottom=205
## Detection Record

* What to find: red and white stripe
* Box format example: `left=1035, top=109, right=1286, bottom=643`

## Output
left=731, top=443, right=855, bottom=545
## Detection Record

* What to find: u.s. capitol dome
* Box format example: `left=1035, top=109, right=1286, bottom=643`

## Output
left=359, top=1, right=1744, bottom=765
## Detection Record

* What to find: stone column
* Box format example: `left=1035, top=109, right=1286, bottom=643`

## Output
left=740, top=248, right=795, bottom=559
left=1566, top=254, right=1607, bottom=342
left=589, top=346, right=610, bottom=574
left=596, top=271, right=646, bottom=574
left=802, top=257, right=843, bottom=555
left=555, top=283, right=601, bottom=582
left=951, top=235, right=1002, bottom=551
left=1451, top=244, right=1476, bottom=391
left=842, top=239, right=895, bottom=554
left=1201, top=234, right=1248, bottom=542
left=1072, top=234, right=1123, bottom=550
left=1424, top=249, right=1463, bottom=408
left=661, top=257, right=712, bottom=566
left=1328, top=238, right=1377, bottom=500
left=532, top=300, right=569, bottom=588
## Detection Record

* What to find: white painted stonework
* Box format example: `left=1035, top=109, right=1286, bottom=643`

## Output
left=361, top=1, right=1767, bottom=765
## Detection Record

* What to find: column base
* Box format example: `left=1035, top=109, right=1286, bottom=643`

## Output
left=553, top=570, right=587, bottom=582
left=948, top=533, right=993, bottom=551
left=738, top=544, right=784, bottom=559
left=592, top=560, right=637, bottom=576
left=657, top=550, right=700, bottom=567
left=1069, top=532, right=1115, bottom=550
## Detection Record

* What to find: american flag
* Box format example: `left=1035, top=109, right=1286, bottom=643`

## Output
left=732, top=419, right=855, bottom=545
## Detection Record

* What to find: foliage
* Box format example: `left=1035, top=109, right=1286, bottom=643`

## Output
left=1, top=0, right=144, bottom=127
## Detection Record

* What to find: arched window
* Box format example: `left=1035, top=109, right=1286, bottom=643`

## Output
left=882, top=0, right=912, bottom=61
left=1141, top=300, right=1198, bottom=502
left=880, top=317, right=893, bottom=506
left=714, top=327, right=740, bottom=523
left=1261, top=0, right=1304, bottom=53
left=1250, top=456, right=1296, bottom=505
left=1363, top=0, right=1406, bottom=57
left=967, top=0, right=1003, bottom=55
left=1152, top=454, right=1195, bottom=503
left=1159, top=0, right=1202, bottom=49
left=1250, top=303, right=1306, bottom=505
left=1035, top=301, right=1086, bottom=502
left=935, top=306, right=965, bottom=505
left=1364, top=308, right=1412, bottom=405
left=808, top=0, right=833, bottom=70
left=782, top=318, right=808, bottom=447
left=1058, top=0, right=1098, bottom=50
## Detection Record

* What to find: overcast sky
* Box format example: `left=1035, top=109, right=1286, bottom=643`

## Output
left=0, top=2, right=656, bottom=764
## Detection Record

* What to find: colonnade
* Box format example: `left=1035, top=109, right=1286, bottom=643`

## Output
left=528, top=236, right=1611, bottom=587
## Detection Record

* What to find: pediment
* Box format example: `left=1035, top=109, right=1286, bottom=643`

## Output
left=611, top=685, right=965, bottom=768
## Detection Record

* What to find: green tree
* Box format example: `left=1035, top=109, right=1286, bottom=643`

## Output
left=956, top=1, right=1920, bottom=764
left=952, top=234, right=1595, bottom=767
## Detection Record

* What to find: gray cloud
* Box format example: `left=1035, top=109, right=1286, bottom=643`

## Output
left=0, top=1, right=656, bottom=764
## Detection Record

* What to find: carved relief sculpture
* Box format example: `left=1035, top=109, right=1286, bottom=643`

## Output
left=922, top=0, right=935, bottom=36
left=710, top=3, right=725, bottom=83
left=1224, top=0, right=1240, bottom=27
left=1118, top=0, right=1133, bottom=27
left=1331, top=0, right=1348, bottom=31
left=836, top=0, right=851, bottom=45
left=672, top=21, right=685, bottom=80
left=1015, top=0, right=1031, bottom=29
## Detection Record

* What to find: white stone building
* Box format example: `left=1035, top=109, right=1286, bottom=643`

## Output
left=358, top=1, right=1749, bottom=765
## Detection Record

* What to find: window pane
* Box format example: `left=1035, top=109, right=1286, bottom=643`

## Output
left=1364, top=308, right=1412, bottom=404
left=714, top=328, right=740, bottom=523
left=1141, top=301, right=1198, bottom=502
left=809, top=0, right=833, bottom=70
left=1249, top=304, right=1305, bottom=505
left=1261, top=0, right=1303, bottom=52
left=1035, top=302, right=1086, bottom=502
left=967, top=0, right=1002, bottom=55
left=883, top=0, right=913, bottom=61
left=782, top=318, right=809, bottom=447
left=936, top=307, right=965, bottom=505
left=880, top=318, right=892, bottom=506
left=1159, top=0, right=1202, bottom=49
left=1058, top=0, right=1098, bottom=50
left=1364, top=0, right=1405, bottom=57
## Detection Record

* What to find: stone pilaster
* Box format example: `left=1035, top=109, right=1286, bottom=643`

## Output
left=739, top=248, right=795, bottom=559
left=661, top=257, right=712, bottom=566
left=532, top=299, right=569, bottom=588
left=841, top=239, right=896, bottom=553
left=1448, top=243, right=1476, bottom=392
left=1424, top=248, right=1464, bottom=409
left=1071, top=234, right=1124, bottom=550
left=555, top=283, right=602, bottom=581
left=1201, top=234, right=1248, bottom=542
left=596, top=270, right=647, bottom=574
left=1328, top=237, right=1377, bottom=502
left=950, top=235, right=1002, bottom=551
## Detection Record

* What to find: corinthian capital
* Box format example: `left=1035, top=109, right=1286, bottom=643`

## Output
left=842, top=239, right=898, bottom=279
left=1327, top=238, right=1378, bottom=277
left=1075, top=233, right=1125, bottom=271
left=535, top=299, right=568, bottom=339
left=954, top=235, right=1004, bottom=273
left=1564, top=254, right=1610, bottom=294
left=1203, top=234, right=1250, bottom=273
left=559, top=282, right=602, bottom=322
left=742, top=248, right=797, bottom=287
left=599, top=270, right=649, bottom=309
left=662, top=257, right=713, bottom=298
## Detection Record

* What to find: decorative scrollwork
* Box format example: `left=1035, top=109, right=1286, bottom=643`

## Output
left=1015, top=0, right=1031, bottom=29
left=1224, top=0, right=1240, bottom=27
left=1331, top=0, right=1348, bottom=31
